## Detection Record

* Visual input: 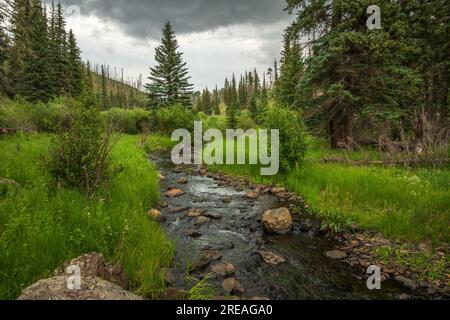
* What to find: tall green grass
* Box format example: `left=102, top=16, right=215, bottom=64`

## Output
left=209, top=143, right=450, bottom=244
left=0, top=134, right=174, bottom=299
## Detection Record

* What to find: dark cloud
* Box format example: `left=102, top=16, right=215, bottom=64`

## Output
left=55, top=0, right=289, bottom=39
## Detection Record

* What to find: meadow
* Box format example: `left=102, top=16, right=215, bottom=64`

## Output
left=0, top=133, right=174, bottom=299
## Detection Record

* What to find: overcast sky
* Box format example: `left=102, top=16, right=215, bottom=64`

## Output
left=52, top=0, right=293, bottom=91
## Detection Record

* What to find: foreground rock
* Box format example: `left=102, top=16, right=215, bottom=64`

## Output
left=19, top=252, right=138, bottom=300
left=56, top=252, right=129, bottom=289
left=261, top=208, right=293, bottom=234
left=395, top=275, right=418, bottom=291
left=147, top=209, right=166, bottom=222
left=257, top=251, right=286, bottom=266
left=18, top=276, right=142, bottom=300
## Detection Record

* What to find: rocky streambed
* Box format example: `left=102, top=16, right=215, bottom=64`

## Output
left=152, top=153, right=437, bottom=300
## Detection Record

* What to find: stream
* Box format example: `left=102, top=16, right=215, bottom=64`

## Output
left=152, top=153, right=407, bottom=300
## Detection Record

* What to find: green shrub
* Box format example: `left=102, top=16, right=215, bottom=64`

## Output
left=198, top=112, right=227, bottom=133
left=103, top=108, right=151, bottom=134
left=43, top=101, right=112, bottom=196
left=0, top=96, right=68, bottom=132
left=154, top=105, right=197, bottom=135
left=237, top=110, right=256, bottom=130
left=262, top=104, right=307, bottom=171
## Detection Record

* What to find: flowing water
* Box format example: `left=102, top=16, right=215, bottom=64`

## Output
left=153, top=153, right=408, bottom=300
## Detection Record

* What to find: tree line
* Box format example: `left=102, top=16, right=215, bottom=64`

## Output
left=0, top=0, right=84, bottom=102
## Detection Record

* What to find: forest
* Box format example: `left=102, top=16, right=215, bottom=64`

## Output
left=0, top=0, right=449, bottom=301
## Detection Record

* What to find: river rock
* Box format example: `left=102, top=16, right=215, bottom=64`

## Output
left=164, top=268, right=178, bottom=285
left=55, top=252, right=128, bottom=289
left=203, top=212, right=223, bottom=220
left=221, top=278, right=245, bottom=295
left=177, top=177, right=188, bottom=184
left=187, top=208, right=207, bottom=217
left=395, top=275, right=418, bottom=291
left=261, top=208, right=293, bottom=234
left=245, top=191, right=259, bottom=200
left=147, top=209, right=166, bottom=222
left=223, top=197, right=232, bottom=204
left=18, top=276, right=141, bottom=300
left=190, top=250, right=222, bottom=273
left=270, top=187, right=285, bottom=194
left=187, top=230, right=202, bottom=238
left=210, top=262, right=236, bottom=278
left=325, top=250, right=348, bottom=260
left=257, top=251, right=286, bottom=266
left=195, top=216, right=211, bottom=226
left=165, top=188, right=184, bottom=198
left=170, top=207, right=187, bottom=213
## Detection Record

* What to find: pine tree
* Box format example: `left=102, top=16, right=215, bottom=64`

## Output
left=0, top=10, right=11, bottom=96
left=238, top=75, right=247, bottom=109
left=66, top=29, right=83, bottom=97
left=260, top=74, right=269, bottom=121
left=19, top=0, right=52, bottom=102
left=8, top=0, right=32, bottom=96
left=100, top=65, right=109, bottom=109
left=226, top=74, right=239, bottom=128
left=145, top=21, right=193, bottom=108
left=201, top=87, right=212, bottom=115
left=53, top=2, right=68, bottom=95
left=212, top=85, right=220, bottom=115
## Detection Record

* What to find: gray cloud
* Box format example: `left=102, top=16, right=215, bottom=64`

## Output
left=56, top=0, right=289, bottom=39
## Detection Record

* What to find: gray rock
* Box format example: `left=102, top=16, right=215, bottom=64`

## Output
left=395, top=275, right=417, bottom=291
left=325, top=250, right=348, bottom=260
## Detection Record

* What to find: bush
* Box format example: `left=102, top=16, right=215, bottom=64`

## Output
left=154, top=105, right=197, bottom=135
left=0, top=96, right=68, bottom=132
left=198, top=112, right=227, bottom=133
left=103, top=108, right=151, bottom=134
left=262, top=104, right=307, bottom=171
left=43, top=100, right=113, bottom=196
left=237, top=110, right=256, bottom=130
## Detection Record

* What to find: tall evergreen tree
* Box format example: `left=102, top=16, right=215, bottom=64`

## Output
left=0, top=10, right=11, bottom=96
left=100, top=64, right=109, bottom=109
left=66, top=29, right=83, bottom=97
left=19, top=0, right=52, bottom=102
left=145, top=21, right=193, bottom=108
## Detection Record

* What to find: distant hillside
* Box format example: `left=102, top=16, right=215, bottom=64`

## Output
left=90, top=66, right=147, bottom=110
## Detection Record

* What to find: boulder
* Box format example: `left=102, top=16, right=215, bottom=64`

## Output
left=261, top=208, right=293, bottom=234
left=165, top=188, right=184, bottom=197
left=257, top=251, right=286, bottom=266
left=18, top=276, right=141, bottom=300
left=56, top=252, right=128, bottom=289
left=147, top=209, right=166, bottom=222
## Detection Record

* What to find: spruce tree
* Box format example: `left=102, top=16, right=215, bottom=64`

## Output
left=212, top=85, right=220, bottom=115
left=145, top=21, right=193, bottom=108
left=67, top=29, right=83, bottom=97
left=19, top=0, right=52, bottom=102
left=226, top=74, right=239, bottom=128
left=100, top=65, right=109, bottom=109
left=0, top=11, right=11, bottom=96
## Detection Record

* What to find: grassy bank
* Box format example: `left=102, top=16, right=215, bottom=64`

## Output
left=208, top=139, right=450, bottom=245
left=0, top=134, right=174, bottom=299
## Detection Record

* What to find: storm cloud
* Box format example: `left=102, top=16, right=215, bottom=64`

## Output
left=51, top=0, right=293, bottom=90
left=56, top=0, right=289, bottom=39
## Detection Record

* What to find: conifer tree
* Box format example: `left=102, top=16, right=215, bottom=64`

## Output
left=19, top=0, right=52, bottom=102
left=100, top=65, right=109, bottom=109
left=0, top=10, right=11, bottom=96
left=145, top=21, right=193, bottom=108
left=67, top=29, right=83, bottom=97
left=226, top=74, right=239, bottom=128
left=212, top=85, right=220, bottom=115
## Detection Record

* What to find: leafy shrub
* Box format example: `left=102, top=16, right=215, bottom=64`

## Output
left=43, top=100, right=113, bottom=196
left=262, top=104, right=307, bottom=171
left=198, top=112, right=227, bottom=133
left=0, top=96, right=68, bottom=132
left=237, top=110, right=256, bottom=130
left=103, top=108, right=151, bottom=134
left=154, top=105, right=197, bottom=135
